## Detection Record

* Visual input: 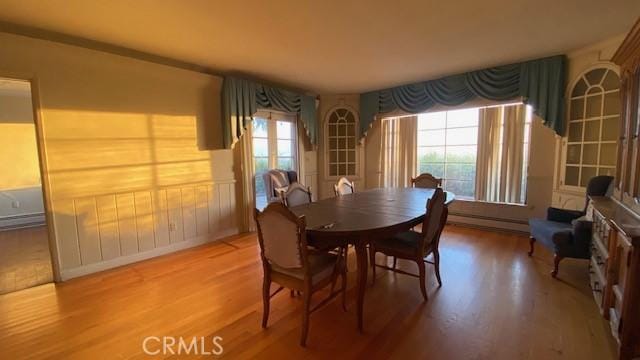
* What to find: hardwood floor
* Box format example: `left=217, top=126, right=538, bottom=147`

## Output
left=0, top=225, right=53, bottom=294
left=0, top=225, right=616, bottom=359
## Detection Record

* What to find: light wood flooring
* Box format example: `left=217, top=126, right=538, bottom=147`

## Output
left=0, top=225, right=617, bottom=359
left=0, top=225, right=53, bottom=294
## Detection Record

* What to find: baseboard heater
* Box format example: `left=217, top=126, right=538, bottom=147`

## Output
left=447, top=211, right=529, bottom=234
left=0, top=213, right=46, bottom=231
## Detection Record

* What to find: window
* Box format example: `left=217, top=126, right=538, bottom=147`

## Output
left=327, top=107, right=357, bottom=177
left=417, top=108, right=479, bottom=199
left=416, top=104, right=532, bottom=203
left=252, top=112, right=297, bottom=210
left=563, top=67, right=620, bottom=188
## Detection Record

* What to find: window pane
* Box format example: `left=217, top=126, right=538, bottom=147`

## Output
left=585, top=68, right=606, bottom=85
left=581, top=167, right=597, bottom=187
left=446, top=146, right=476, bottom=164
left=417, top=129, right=445, bottom=146
left=586, top=94, right=602, bottom=118
left=252, top=118, right=268, bottom=137
left=329, top=150, right=337, bottom=163
left=446, top=127, right=478, bottom=145
left=347, top=164, right=355, bottom=175
left=418, top=112, right=446, bottom=130
left=445, top=180, right=474, bottom=198
left=277, top=139, right=292, bottom=156
left=602, top=117, right=619, bottom=141
left=418, top=146, right=445, bottom=162
left=330, top=164, right=337, bottom=176
left=347, top=150, right=356, bottom=162
left=572, top=78, right=588, bottom=97
left=599, top=167, right=615, bottom=176
left=565, top=166, right=579, bottom=186
left=583, top=144, right=598, bottom=165
left=255, top=157, right=268, bottom=173
left=566, top=144, right=581, bottom=164
left=446, top=108, right=479, bottom=128
left=420, top=163, right=445, bottom=178
left=329, top=124, right=337, bottom=136
left=277, top=157, right=293, bottom=170
left=568, top=122, right=583, bottom=142
left=570, top=98, right=584, bottom=120
left=584, top=120, right=600, bottom=142
left=253, top=138, right=268, bottom=157
left=602, top=71, right=620, bottom=91
left=446, top=163, right=476, bottom=181
left=599, top=143, right=617, bottom=166
left=276, top=121, right=292, bottom=139
left=347, top=124, right=355, bottom=136
left=603, top=91, right=620, bottom=116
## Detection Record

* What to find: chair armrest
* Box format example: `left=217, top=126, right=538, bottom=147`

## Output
left=547, top=207, right=583, bottom=223
left=572, top=219, right=593, bottom=246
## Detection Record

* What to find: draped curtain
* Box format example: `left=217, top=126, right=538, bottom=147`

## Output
left=360, top=55, right=566, bottom=138
left=222, top=76, right=317, bottom=148
left=239, top=125, right=256, bottom=232
left=475, top=104, right=526, bottom=203
left=380, top=116, right=418, bottom=188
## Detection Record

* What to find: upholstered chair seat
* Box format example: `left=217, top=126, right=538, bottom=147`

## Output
left=270, top=251, right=340, bottom=285
left=372, top=230, right=432, bottom=258
left=527, top=175, right=613, bottom=277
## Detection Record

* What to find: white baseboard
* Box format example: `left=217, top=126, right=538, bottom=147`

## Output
left=60, top=227, right=239, bottom=281
left=0, top=212, right=46, bottom=230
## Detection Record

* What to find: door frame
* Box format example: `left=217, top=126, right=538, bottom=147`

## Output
left=0, top=70, right=62, bottom=282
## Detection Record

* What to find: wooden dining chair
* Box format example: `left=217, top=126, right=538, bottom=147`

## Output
left=334, top=177, right=355, bottom=196
left=411, top=173, right=443, bottom=189
left=281, top=183, right=312, bottom=207
left=255, top=203, right=347, bottom=346
left=369, top=187, right=448, bottom=301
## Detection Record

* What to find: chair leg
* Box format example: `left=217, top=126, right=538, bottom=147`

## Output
left=341, top=265, right=348, bottom=312
left=528, top=237, right=536, bottom=257
left=392, top=256, right=397, bottom=270
left=262, top=278, right=271, bottom=328
left=552, top=254, right=563, bottom=278
left=417, top=260, right=428, bottom=301
left=369, top=245, right=377, bottom=285
left=301, top=289, right=311, bottom=346
left=433, top=250, right=442, bottom=287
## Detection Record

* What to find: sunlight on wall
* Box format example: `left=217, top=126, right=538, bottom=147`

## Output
left=43, top=109, right=214, bottom=200
left=0, top=123, right=41, bottom=189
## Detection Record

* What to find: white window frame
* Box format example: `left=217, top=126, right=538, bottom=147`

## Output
left=560, top=63, right=620, bottom=192
left=324, top=105, right=359, bottom=180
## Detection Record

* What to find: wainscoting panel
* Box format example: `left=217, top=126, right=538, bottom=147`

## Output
left=54, top=181, right=237, bottom=279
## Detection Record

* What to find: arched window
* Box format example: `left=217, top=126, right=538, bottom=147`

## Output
left=563, top=66, right=620, bottom=188
left=326, top=107, right=357, bottom=177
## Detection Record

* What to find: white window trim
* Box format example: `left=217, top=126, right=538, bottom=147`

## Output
left=323, top=105, right=360, bottom=180
left=559, top=63, right=620, bottom=192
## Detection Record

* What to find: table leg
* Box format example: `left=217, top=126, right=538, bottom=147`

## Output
left=354, top=241, right=368, bottom=333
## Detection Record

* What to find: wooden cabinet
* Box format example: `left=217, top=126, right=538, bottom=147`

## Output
left=590, top=197, right=640, bottom=359
left=613, top=19, right=640, bottom=212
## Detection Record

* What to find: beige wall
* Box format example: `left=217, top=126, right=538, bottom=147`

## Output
left=0, top=32, right=237, bottom=279
left=552, top=35, right=625, bottom=210
left=0, top=91, right=40, bottom=189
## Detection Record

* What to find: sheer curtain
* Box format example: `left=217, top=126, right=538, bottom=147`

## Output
left=475, top=104, right=526, bottom=203
left=380, top=116, right=418, bottom=188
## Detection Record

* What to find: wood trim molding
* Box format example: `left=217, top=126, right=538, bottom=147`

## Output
left=613, top=17, right=640, bottom=70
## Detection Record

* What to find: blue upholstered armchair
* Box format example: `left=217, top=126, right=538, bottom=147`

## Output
left=528, top=176, right=613, bottom=278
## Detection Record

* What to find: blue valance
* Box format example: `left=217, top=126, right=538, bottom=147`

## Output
left=360, top=55, right=566, bottom=137
left=222, top=76, right=317, bottom=148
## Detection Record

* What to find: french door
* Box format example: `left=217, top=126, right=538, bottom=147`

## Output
left=252, top=111, right=298, bottom=210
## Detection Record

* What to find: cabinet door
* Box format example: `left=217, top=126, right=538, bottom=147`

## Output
left=616, top=74, right=631, bottom=199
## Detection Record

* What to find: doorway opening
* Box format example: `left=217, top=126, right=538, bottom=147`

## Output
left=0, top=77, right=53, bottom=294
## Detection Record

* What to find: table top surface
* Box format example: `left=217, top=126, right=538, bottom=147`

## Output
left=289, top=187, right=454, bottom=238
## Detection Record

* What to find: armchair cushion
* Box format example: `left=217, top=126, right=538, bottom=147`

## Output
left=528, top=218, right=591, bottom=259
left=547, top=207, right=583, bottom=223
left=529, top=218, right=572, bottom=251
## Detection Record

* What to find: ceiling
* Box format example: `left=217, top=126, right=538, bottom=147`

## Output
left=0, top=0, right=639, bottom=93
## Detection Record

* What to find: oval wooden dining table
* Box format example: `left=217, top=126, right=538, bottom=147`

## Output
left=289, top=187, right=455, bottom=332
